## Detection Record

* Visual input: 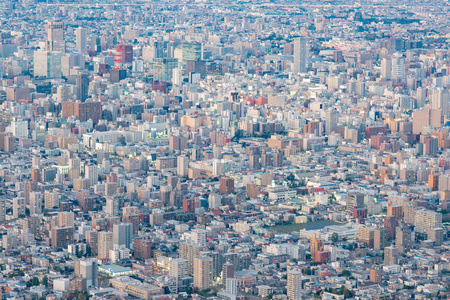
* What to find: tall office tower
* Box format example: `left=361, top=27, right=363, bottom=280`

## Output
left=29, top=192, right=43, bottom=215
left=222, top=263, right=235, bottom=283
left=58, top=211, right=74, bottom=227
left=412, top=106, right=442, bottom=134
left=152, top=58, right=178, bottom=82
left=310, top=234, right=324, bottom=258
left=346, top=192, right=365, bottom=211
left=75, top=259, right=98, bottom=287
left=23, top=216, right=40, bottom=238
left=414, top=208, right=442, bottom=235
left=46, top=21, right=65, bottom=52
left=287, top=270, right=303, bottom=300
left=0, top=200, right=5, bottom=224
left=179, top=242, right=202, bottom=275
left=142, top=41, right=165, bottom=62
left=76, top=27, right=87, bottom=53
left=177, top=156, right=188, bottom=177
left=293, top=36, right=307, bottom=73
left=51, top=226, right=74, bottom=248
left=13, top=197, right=25, bottom=218
left=380, top=58, right=392, bottom=80
left=98, top=231, right=113, bottom=259
left=112, top=223, right=133, bottom=249
left=431, top=88, right=450, bottom=117
left=416, top=87, right=427, bottom=109
left=33, top=50, right=62, bottom=78
left=169, top=258, right=189, bottom=279
left=391, top=53, right=405, bottom=82
left=182, top=42, right=202, bottom=68
left=61, top=53, right=84, bottom=77
left=75, top=72, right=89, bottom=102
left=11, top=120, right=28, bottom=138
left=325, top=108, right=338, bottom=135
left=395, top=226, right=412, bottom=253
left=114, top=45, right=133, bottom=64
left=85, top=164, right=98, bottom=186
left=384, top=245, right=399, bottom=266
left=374, top=228, right=388, bottom=250
left=193, top=257, right=213, bottom=290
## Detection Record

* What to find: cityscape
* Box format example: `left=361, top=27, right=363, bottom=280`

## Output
left=0, top=0, right=448, bottom=299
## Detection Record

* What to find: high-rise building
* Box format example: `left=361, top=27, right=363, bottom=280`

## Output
left=13, top=197, right=25, bottom=218
left=325, top=108, right=338, bottom=135
left=76, top=27, right=87, bottom=53
left=75, top=259, right=98, bottom=287
left=152, top=58, right=178, bottom=82
left=414, top=208, right=442, bottom=235
left=0, top=200, right=5, bottom=224
left=428, top=227, right=444, bottom=246
left=412, top=106, right=442, bottom=135
left=310, top=234, right=324, bottom=258
left=113, top=223, right=133, bottom=249
left=391, top=52, right=405, bottom=82
left=85, top=164, right=98, bottom=186
left=23, top=216, right=40, bottom=238
left=384, top=245, right=399, bottom=266
left=222, top=263, right=235, bottom=283
left=114, top=45, right=133, bottom=64
left=133, top=238, right=152, bottom=260
left=34, top=50, right=62, bottom=78
left=169, top=258, right=188, bottom=279
left=10, top=120, right=28, bottom=138
left=182, top=43, right=202, bottom=68
left=46, top=21, right=65, bottom=52
left=193, top=256, right=213, bottom=290
left=347, top=192, right=365, bottom=211
left=431, top=88, right=450, bottom=117
left=61, top=101, right=102, bottom=124
left=76, top=72, right=89, bottom=102
left=370, top=267, right=382, bottom=283
left=61, top=53, right=84, bottom=78
left=219, top=177, right=234, bottom=194
left=374, top=228, right=387, bottom=250
left=51, top=226, right=74, bottom=248
left=98, top=231, right=113, bottom=259
left=177, top=156, right=188, bottom=177
left=293, top=36, right=307, bottom=73
left=287, top=270, right=303, bottom=300
left=358, top=226, right=375, bottom=248
left=58, top=211, right=74, bottom=227
left=380, top=58, right=392, bottom=80
left=179, top=242, right=202, bottom=275
left=395, top=226, right=412, bottom=253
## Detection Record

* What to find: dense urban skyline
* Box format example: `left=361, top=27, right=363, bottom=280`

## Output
left=0, top=0, right=448, bottom=300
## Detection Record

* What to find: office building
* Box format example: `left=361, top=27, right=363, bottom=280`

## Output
left=113, top=223, right=133, bottom=249
left=293, top=36, right=307, bottom=73
left=75, top=259, right=98, bottom=287
left=193, top=256, right=213, bottom=290
left=384, top=245, right=399, bottom=266
left=76, top=27, right=87, bottom=53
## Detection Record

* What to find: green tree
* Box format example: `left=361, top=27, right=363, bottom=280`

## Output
left=41, top=276, right=48, bottom=287
left=32, top=277, right=40, bottom=286
left=287, top=173, right=295, bottom=182
left=331, top=232, right=339, bottom=243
